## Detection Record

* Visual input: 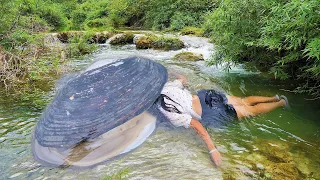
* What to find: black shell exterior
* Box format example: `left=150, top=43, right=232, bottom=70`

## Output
left=34, top=57, right=167, bottom=148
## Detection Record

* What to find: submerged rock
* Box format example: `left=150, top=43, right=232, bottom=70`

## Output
left=255, top=140, right=293, bottom=163
left=240, top=139, right=308, bottom=180
left=173, top=52, right=204, bottom=61
left=265, top=163, right=300, bottom=180
left=291, top=143, right=320, bottom=178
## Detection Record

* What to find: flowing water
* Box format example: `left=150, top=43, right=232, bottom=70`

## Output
left=1, top=33, right=320, bottom=179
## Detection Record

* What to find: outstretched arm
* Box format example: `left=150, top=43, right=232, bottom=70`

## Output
left=190, top=119, right=222, bottom=167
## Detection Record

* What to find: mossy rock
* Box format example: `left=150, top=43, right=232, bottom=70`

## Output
left=265, top=163, right=300, bottom=180
left=152, top=36, right=184, bottom=50
left=90, top=32, right=112, bottom=44
left=57, top=32, right=84, bottom=43
left=180, top=27, right=203, bottom=36
left=135, top=34, right=184, bottom=51
left=109, top=33, right=134, bottom=45
left=135, top=36, right=153, bottom=49
left=57, top=32, right=70, bottom=43
left=173, top=52, right=204, bottom=61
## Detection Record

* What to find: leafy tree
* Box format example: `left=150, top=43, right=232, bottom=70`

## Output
left=144, top=0, right=217, bottom=30
left=204, top=0, right=320, bottom=98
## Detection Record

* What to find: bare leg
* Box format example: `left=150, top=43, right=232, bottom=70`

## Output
left=242, top=96, right=279, bottom=106
left=227, top=95, right=279, bottom=106
left=233, top=99, right=286, bottom=119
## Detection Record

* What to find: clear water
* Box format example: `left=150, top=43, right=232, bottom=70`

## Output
left=1, top=34, right=319, bottom=179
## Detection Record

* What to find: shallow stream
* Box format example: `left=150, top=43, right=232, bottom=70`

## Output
left=1, top=34, right=320, bottom=179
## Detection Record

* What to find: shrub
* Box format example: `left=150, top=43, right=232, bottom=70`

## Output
left=71, top=9, right=87, bottom=30
left=38, top=4, right=67, bottom=31
left=144, top=0, right=217, bottom=30
left=203, top=0, right=320, bottom=98
left=19, top=15, right=49, bottom=33
left=5, top=30, right=35, bottom=49
left=67, top=31, right=98, bottom=56
left=86, top=18, right=109, bottom=28
left=107, top=0, right=131, bottom=27
left=170, top=12, right=198, bottom=31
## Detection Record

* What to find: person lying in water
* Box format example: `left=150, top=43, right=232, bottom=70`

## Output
left=157, top=73, right=289, bottom=167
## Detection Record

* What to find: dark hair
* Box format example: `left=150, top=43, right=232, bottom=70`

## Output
left=158, top=94, right=182, bottom=114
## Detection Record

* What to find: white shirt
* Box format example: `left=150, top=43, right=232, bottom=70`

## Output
left=158, top=80, right=194, bottom=128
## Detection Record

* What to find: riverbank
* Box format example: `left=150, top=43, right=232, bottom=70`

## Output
left=1, top=32, right=319, bottom=179
left=0, top=29, right=204, bottom=108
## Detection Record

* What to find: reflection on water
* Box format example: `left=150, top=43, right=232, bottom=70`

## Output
left=0, top=34, right=319, bottom=179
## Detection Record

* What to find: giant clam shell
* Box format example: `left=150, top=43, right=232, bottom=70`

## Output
left=34, top=57, right=167, bottom=148
left=32, top=111, right=157, bottom=167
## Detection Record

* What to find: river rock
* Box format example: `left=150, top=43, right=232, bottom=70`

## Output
left=290, top=143, right=320, bottom=178
left=256, top=163, right=264, bottom=170
left=92, top=32, right=112, bottom=44
left=57, top=31, right=84, bottom=43
left=254, top=139, right=293, bottom=163
left=135, top=34, right=184, bottom=50
left=135, top=36, right=153, bottom=49
left=57, top=32, right=70, bottom=43
left=265, top=163, right=300, bottom=180
left=0, top=51, right=3, bottom=71
left=152, top=36, right=184, bottom=50
left=173, top=52, right=204, bottom=61
left=109, top=33, right=134, bottom=45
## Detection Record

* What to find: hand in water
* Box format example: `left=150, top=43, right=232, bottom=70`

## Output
left=210, top=150, right=222, bottom=167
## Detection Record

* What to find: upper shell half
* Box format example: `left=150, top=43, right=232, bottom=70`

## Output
left=34, top=56, right=168, bottom=148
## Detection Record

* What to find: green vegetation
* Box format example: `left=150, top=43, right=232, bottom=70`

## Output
left=204, top=0, right=320, bottom=98
left=1, top=0, right=319, bottom=99
left=67, top=31, right=99, bottom=56
left=103, top=168, right=129, bottom=180
left=106, top=0, right=217, bottom=30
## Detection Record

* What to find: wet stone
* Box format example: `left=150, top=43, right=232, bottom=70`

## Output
left=135, top=34, right=184, bottom=51
left=92, top=32, right=112, bottom=44
left=256, top=163, right=264, bottom=170
left=135, top=36, right=153, bottom=49
left=255, top=139, right=293, bottom=163
left=109, top=33, right=134, bottom=45
left=57, top=32, right=70, bottom=43
left=265, top=163, right=300, bottom=180
left=173, top=52, right=204, bottom=62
